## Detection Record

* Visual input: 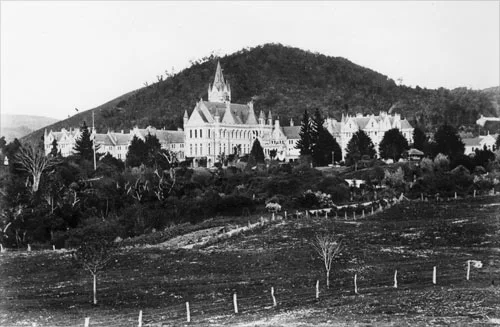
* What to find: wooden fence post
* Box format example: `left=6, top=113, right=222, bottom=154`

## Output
left=466, top=260, right=471, bottom=281
left=233, top=293, right=238, bottom=314
left=362, top=210, right=365, bottom=218
left=354, top=274, right=358, bottom=294
left=0, top=244, right=4, bottom=253
left=84, top=317, right=90, bottom=327
left=454, top=192, right=457, bottom=199
left=353, top=212, right=356, bottom=220
left=272, top=213, right=275, bottom=221
left=371, top=207, right=374, bottom=215
left=394, top=270, right=398, bottom=288
left=315, top=280, right=319, bottom=300
left=421, top=193, right=423, bottom=201
left=138, top=310, right=142, bottom=327
left=52, top=245, right=56, bottom=251
left=344, top=211, right=347, bottom=219
left=27, top=244, right=31, bottom=252
left=186, top=302, right=190, bottom=323
left=325, top=211, right=328, bottom=219
left=271, top=287, right=277, bottom=307
left=284, top=211, right=287, bottom=219
left=433, top=266, right=437, bottom=285
left=473, top=189, right=476, bottom=198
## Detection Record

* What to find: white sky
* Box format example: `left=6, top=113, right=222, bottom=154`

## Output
left=1, top=1, right=499, bottom=120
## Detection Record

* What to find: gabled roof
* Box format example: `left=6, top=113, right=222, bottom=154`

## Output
left=463, top=137, right=480, bottom=146
left=165, top=131, right=184, bottom=143
left=400, top=119, right=413, bottom=129
left=202, top=101, right=255, bottom=125
left=282, top=126, right=301, bottom=139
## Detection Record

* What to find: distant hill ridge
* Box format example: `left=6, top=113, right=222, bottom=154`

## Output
left=22, top=43, right=498, bottom=144
left=1, top=114, right=59, bottom=142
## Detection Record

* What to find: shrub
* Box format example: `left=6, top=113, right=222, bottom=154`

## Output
left=434, top=153, right=450, bottom=171
left=383, top=167, right=405, bottom=188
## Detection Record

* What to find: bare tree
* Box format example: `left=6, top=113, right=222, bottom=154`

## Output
left=14, top=145, right=59, bottom=193
left=312, top=233, right=342, bottom=289
left=74, top=236, right=117, bottom=305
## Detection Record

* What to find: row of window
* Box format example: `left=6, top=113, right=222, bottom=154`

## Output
left=188, top=128, right=257, bottom=140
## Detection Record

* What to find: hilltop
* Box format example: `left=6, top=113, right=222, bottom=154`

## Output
left=22, top=43, right=496, bottom=144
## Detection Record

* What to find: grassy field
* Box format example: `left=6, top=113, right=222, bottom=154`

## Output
left=1, top=196, right=500, bottom=326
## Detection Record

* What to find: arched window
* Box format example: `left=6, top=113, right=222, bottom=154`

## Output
left=190, top=130, right=192, bottom=138
left=200, top=129, right=203, bottom=138
left=195, top=130, right=197, bottom=138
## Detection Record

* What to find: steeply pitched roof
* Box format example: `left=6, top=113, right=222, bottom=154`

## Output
left=400, top=119, right=413, bottom=129
left=282, top=126, right=301, bottom=139
left=353, top=117, right=371, bottom=129
left=202, top=101, right=255, bottom=125
left=165, top=131, right=184, bottom=143
left=463, top=137, right=480, bottom=146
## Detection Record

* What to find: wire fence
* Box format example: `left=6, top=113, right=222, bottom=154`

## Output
left=1, top=193, right=499, bottom=326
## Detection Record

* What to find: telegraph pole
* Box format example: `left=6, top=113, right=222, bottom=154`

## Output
left=92, top=111, right=97, bottom=171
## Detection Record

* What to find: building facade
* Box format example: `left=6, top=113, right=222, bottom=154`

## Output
left=44, top=126, right=185, bottom=161
left=184, top=62, right=300, bottom=166
left=326, top=112, right=414, bottom=160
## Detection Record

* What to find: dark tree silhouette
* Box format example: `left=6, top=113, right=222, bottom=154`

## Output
left=495, top=134, right=500, bottom=151
left=412, top=126, right=427, bottom=151
left=50, top=139, right=59, bottom=157
left=126, top=135, right=147, bottom=168
left=379, top=128, right=410, bottom=161
left=144, top=133, right=162, bottom=168
left=310, top=109, right=341, bottom=166
left=345, top=130, right=376, bottom=167
left=250, top=138, right=265, bottom=163
left=434, top=124, right=464, bottom=159
left=296, top=110, right=312, bottom=156
left=74, top=121, right=98, bottom=161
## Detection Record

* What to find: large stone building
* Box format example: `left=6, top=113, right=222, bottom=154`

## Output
left=326, top=112, right=414, bottom=160
left=44, top=126, right=185, bottom=161
left=184, top=62, right=300, bottom=166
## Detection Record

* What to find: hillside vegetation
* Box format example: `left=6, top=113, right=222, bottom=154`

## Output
left=22, top=43, right=497, bottom=144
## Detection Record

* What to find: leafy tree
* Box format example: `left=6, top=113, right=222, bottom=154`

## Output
left=296, top=110, right=312, bottom=156
left=50, top=139, right=59, bottom=157
left=496, top=134, right=500, bottom=151
left=412, top=126, right=427, bottom=151
left=310, top=109, right=342, bottom=166
left=126, top=135, right=147, bottom=168
left=345, top=130, right=376, bottom=167
left=379, top=128, right=409, bottom=161
left=434, top=124, right=464, bottom=159
left=250, top=138, right=265, bottom=163
left=74, top=121, right=97, bottom=161
left=474, top=146, right=495, bottom=169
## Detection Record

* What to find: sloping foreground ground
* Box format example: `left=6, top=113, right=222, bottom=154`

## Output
left=1, top=196, right=499, bottom=326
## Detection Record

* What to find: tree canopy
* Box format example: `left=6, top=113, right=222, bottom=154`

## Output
left=345, top=130, right=376, bottom=166
left=250, top=138, right=265, bottom=163
left=73, top=121, right=97, bottom=161
left=296, top=110, right=312, bottom=156
left=412, top=126, right=427, bottom=151
left=433, top=124, right=465, bottom=159
left=379, top=128, right=410, bottom=161
left=310, top=109, right=342, bottom=166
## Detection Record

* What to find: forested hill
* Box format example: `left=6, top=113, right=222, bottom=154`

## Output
left=23, top=43, right=497, bottom=144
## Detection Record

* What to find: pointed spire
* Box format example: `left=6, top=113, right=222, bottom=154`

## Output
left=267, top=110, right=273, bottom=125
left=213, top=61, right=224, bottom=88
